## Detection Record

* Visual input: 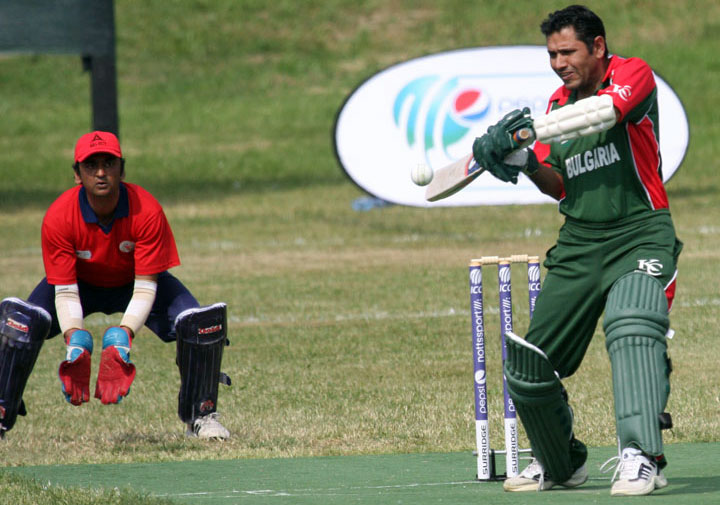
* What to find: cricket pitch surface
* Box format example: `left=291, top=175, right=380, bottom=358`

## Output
left=8, top=442, right=719, bottom=504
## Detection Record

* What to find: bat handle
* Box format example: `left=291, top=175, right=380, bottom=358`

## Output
left=512, top=127, right=535, bottom=148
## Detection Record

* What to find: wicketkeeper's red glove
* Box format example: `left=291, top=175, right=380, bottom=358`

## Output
left=95, top=327, right=136, bottom=404
left=58, top=329, right=93, bottom=406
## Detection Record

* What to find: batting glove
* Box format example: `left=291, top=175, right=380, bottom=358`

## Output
left=95, top=327, right=136, bottom=405
left=58, top=329, right=93, bottom=405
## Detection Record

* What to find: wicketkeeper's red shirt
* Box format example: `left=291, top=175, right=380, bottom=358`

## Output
left=41, top=182, right=180, bottom=287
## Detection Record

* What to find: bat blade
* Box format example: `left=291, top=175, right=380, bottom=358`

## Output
left=423, top=127, right=535, bottom=202
left=424, top=154, right=484, bottom=202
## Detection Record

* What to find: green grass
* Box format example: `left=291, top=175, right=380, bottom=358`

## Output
left=0, top=471, right=174, bottom=505
left=1, top=0, right=720, bottom=502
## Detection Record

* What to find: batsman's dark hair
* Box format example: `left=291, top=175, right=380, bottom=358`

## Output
left=540, top=5, right=609, bottom=56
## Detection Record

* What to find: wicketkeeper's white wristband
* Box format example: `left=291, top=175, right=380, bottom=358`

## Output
left=120, top=279, right=158, bottom=336
left=55, top=284, right=84, bottom=335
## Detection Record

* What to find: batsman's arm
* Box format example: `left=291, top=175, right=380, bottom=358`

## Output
left=425, top=96, right=617, bottom=202
left=526, top=163, right=564, bottom=200
left=532, top=94, right=617, bottom=143
left=525, top=95, right=619, bottom=199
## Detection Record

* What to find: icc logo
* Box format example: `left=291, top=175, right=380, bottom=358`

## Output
left=610, top=84, right=632, bottom=101
left=393, top=76, right=491, bottom=168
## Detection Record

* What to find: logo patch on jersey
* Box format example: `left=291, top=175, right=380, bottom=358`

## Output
left=75, top=250, right=92, bottom=260
left=609, top=84, right=632, bottom=101
left=564, top=142, right=621, bottom=179
left=119, top=241, right=135, bottom=253
left=636, top=258, right=663, bottom=276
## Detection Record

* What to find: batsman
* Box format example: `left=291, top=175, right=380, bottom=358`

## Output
left=0, top=131, right=231, bottom=440
left=472, top=5, right=682, bottom=496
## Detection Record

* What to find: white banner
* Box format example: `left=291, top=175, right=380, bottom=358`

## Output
left=335, top=46, right=689, bottom=207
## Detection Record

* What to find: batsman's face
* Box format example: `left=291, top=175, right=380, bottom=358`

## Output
left=75, top=154, right=124, bottom=198
left=546, top=27, right=606, bottom=98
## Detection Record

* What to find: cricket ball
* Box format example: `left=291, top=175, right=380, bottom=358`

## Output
left=411, top=163, right=434, bottom=186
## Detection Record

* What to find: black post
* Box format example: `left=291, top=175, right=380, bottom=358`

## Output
left=0, top=0, right=119, bottom=135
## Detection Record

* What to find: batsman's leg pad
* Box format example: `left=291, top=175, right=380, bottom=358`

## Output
left=175, top=303, right=230, bottom=423
left=504, top=331, right=586, bottom=483
left=603, top=272, right=670, bottom=456
left=0, top=298, right=51, bottom=433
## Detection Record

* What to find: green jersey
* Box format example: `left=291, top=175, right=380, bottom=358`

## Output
left=534, top=55, right=668, bottom=223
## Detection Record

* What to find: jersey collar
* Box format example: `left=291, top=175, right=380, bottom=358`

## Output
left=78, top=183, right=129, bottom=233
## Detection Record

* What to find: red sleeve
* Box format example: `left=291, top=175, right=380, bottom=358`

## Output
left=598, top=57, right=656, bottom=122
left=532, top=87, right=563, bottom=168
left=533, top=140, right=552, bottom=168
left=133, top=210, right=180, bottom=275
left=532, top=88, right=568, bottom=199
left=42, top=193, right=78, bottom=285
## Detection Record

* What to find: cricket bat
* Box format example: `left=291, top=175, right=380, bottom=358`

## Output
left=425, top=128, right=534, bottom=202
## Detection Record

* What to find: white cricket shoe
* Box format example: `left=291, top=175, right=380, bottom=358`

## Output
left=186, top=412, right=230, bottom=440
left=609, top=447, right=667, bottom=496
left=503, top=458, right=588, bottom=492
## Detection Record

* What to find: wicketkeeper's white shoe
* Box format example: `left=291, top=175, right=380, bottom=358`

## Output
left=186, top=412, right=230, bottom=440
left=609, top=447, right=667, bottom=496
left=503, top=458, right=588, bottom=491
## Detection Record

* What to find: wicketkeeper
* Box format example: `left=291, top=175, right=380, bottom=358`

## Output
left=0, top=131, right=231, bottom=440
left=471, top=5, right=682, bottom=496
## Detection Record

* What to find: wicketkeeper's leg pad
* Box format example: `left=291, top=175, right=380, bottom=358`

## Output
left=175, top=303, right=230, bottom=423
left=0, top=298, right=51, bottom=434
left=504, top=331, right=587, bottom=483
left=603, top=272, right=671, bottom=457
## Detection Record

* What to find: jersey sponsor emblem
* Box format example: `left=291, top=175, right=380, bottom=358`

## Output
left=636, top=258, right=663, bottom=276
left=119, top=241, right=135, bottom=253
left=609, top=84, right=632, bottom=101
left=75, top=250, right=91, bottom=260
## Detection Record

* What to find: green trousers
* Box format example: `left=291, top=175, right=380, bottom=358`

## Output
left=526, top=209, right=682, bottom=378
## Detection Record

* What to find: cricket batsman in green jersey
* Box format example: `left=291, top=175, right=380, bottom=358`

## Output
left=472, top=5, right=682, bottom=496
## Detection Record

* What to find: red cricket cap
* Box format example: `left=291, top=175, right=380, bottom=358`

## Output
left=74, top=131, right=123, bottom=163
